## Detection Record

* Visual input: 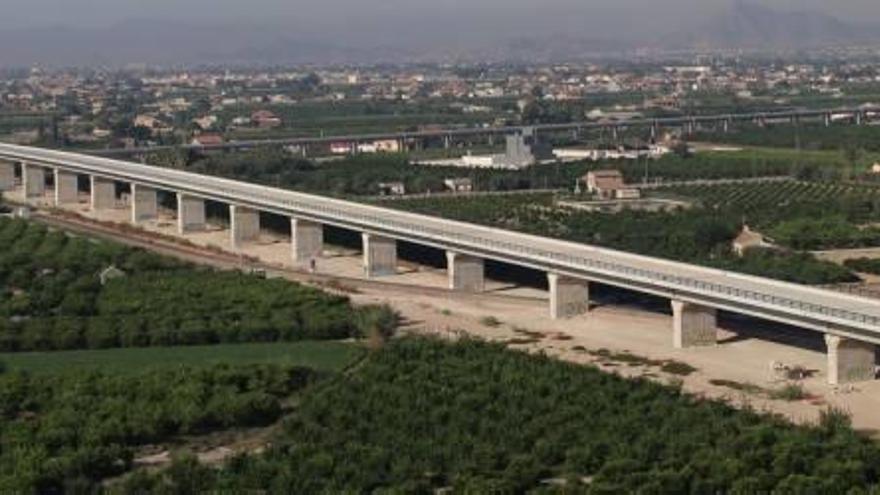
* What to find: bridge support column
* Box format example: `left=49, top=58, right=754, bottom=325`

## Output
left=362, top=233, right=396, bottom=278
left=825, top=335, right=876, bottom=385
left=131, top=184, right=158, bottom=223
left=446, top=252, right=485, bottom=292
left=23, top=164, right=46, bottom=198
left=53, top=169, right=78, bottom=205
left=230, top=205, right=260, bottom=249
left=176, top=193, right=206, bottom=234
left=291, top=218, right=323, bottom=264
left=548, top=273, right=590, bottom=319
left=0, top=161, right=16, bottom=191
left=90, top=176, right=116, bottom=210
left=671, top=300, right=717, bottom=348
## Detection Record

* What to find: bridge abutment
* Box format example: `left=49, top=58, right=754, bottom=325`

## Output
left=672, top=300, right=717, bottom=348
left=131, top=184, right=158, bottom=223
left=230, top=205, right=260, bottom=249
left=0, top=161, right=14, bottom=191
left=176, top=193, right=206, bottom=233
left=90, top=176, right=116, bottom=210
left=54, top=169, right=78, bottom=205
left=23, top=164, right=47, bottom=198
left=548, top=273, right=591, bottom=319
left=447, top=252, right=485, bottom=292
left=362, top=233, right=397, bottom=278
left=291, top=218, right=323, bottom=264
left=825, top=335, right=876, bottom=385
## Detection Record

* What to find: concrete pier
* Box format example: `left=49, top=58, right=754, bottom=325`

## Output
left=230, top=205, right=260, bottom=249
left=0, top=161, right=14, bottom=191
left=362, top=233, right=397, bottom=278
left=825, top=335, right=876, bottom=385
left=291, top=218, right=323, bottom=264
left=446, top=252, right=485, bottom=292
left=131, top=184, right=158, bottom=223
left=548, top=273, right=591, bottom=319
left=176, top=193, right=206, bottom=233
left=90, top=176, right=116, bottom=210
left=54, top=169, right=78, bottom=205
left=23, top=164, right=46, bottom=198
left=671, top=300, right=717, bottom=348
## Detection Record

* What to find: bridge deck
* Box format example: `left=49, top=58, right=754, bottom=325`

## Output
left=3, top=143, right=879, bottom=340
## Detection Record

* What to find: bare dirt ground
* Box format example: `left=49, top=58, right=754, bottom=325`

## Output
left=814, top=247, right=880, bottom=265
left=9, top=187, right=880, bottom=437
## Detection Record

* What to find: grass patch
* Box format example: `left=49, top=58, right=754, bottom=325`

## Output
left=480, top=316, right=503, bottom=328
left=589, top=349, right=698, bottom=376
left=660, top=361, right=698, bottom=376
left=504, top=338, right=542, bottom=346
left=0, top=341, right=363, bottom=375
left=709, top=379, right=766, bottom=395
left=710, top=379, right=810, bottom=402
left=512, top=327, right=546, bottom=339
left=770, top=383, right=809, bottom=402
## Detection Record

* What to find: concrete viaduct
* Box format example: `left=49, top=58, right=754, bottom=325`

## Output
left=1, top=143, right=879, bottom=385
left=92, top=105, right=880, bottom=158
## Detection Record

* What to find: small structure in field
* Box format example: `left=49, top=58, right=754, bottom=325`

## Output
left=99, top=265, right=126, bottom=285
left=583, top=170, right=641, bottom=200
left=732, top=225, right=775, bottom=257
left=444, top=178, right=474, bottom=193
left=377, top=181, right=406, bottom=197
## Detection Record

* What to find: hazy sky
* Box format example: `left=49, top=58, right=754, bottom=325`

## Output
left=2, top=0, right=879, bottom=31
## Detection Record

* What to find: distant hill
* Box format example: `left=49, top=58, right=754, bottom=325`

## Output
left=669, top=1, right=879, bottom=49
left=0, top=20, right=388, bottom=67
left=0, top=3, right=879, bottom=68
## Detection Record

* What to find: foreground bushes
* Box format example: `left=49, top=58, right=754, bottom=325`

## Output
left=131, top=338, right=880, bottom=493
left=0, top=218, right=390, bottom=351
left=0, top=363, right=317, bottom=493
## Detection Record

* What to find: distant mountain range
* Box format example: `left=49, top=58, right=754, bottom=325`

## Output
left=0, top=2, right=878, bottom=67
left=0, top=20, right=390, bottom=67
left=667, top=1, right=880, bottom=50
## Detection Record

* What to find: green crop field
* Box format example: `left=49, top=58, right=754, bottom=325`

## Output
left=0, top=341, right=363, bottom=374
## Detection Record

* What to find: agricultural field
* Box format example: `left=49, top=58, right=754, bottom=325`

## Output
left=0, top=215, right=377, bottom=492
left=693, top=122, right=880, bottom=155
left=149, top=144, right=851, bottom=199
left=0, top=217, right=395, bottom=352
left=124, top=337, right=880, bottom=494
left=386, top=184, right=859, bottom=285
left=0, top=362, right=322, bottom=492
left=656, top=180, right=880, bottom=250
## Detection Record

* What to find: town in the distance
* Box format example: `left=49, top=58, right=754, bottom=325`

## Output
left=4, top=0, right=880, bottom=492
